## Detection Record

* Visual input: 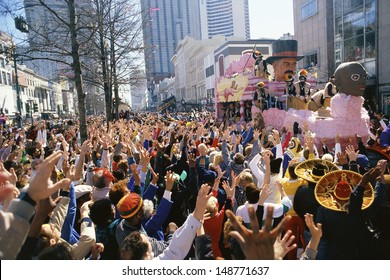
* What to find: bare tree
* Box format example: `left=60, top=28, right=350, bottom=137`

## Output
left=1, top=0, right=145, bottom=130
left=87, top=0, right=144, bottom=120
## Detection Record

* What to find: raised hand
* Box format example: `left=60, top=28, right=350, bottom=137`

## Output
left=222, top=179, right=235, bottom=199
left=0, top=163, right=16, bottom=185
left=129, top=163, right=141, bottom=186
left=272, top=129, right=280, bottom=144
left=187, top=153, right=196, bottom=168
left=28, top=151, right=71, bottom=203
left=359, top=166, right=381, bottom=188
left=225, top=205, right=291, bottom=260
left=304, top=213, right=322, bottom=243
left=230, top=170, right=238, bottom=188
left=80, top=140, right=91, bottom=156
left=165, top=170, right=175, bottom=192
left=90, top=243, right=105, bottom=260
left=262, top=150, right=271, bottom=166
left=337, top=151, right=348, bottom=165
left=150, top=167, right=159, bottom=185
left=193, top=184, right=212, bottom=222
left=259, top=183, right=271, bottom=205
left=273, top=230, right=296, bottom=260
left=345, top=145, right=358, bottom=162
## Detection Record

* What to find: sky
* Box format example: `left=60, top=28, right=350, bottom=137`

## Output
left=248, top=0, right=295, bottom=39
left=1, top=0, right=295, bottom=41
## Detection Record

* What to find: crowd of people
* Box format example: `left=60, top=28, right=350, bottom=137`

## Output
left=0, top=106, right=389, bottom=260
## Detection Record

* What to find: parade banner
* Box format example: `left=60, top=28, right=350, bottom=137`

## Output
left=216, top=74, right=248, bottom=103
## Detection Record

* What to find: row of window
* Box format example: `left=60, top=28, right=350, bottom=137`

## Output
left=0, top=71, right=11, bottom=86
left=335, top=0, right=375, bottom=17
left=301, top=0, right=318, bottom=21
left=0, top=57, right=6, bottom=68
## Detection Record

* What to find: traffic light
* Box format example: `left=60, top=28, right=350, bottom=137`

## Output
left=14, top=17, right=29, bottom=33
left=25, top=103, right=30, bottom=113
left=33, top=102, right=38, bottom=112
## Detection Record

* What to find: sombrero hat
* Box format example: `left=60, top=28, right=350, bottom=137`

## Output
left=315, top=170, right=374, bottom=212
left=295, top=159, right=339, bottom=183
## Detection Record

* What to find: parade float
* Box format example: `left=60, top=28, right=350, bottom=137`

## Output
left=215, top=40, right=373, bottom=151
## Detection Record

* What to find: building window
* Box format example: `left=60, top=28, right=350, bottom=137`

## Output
left=301, top=0, right=317, bottom=21
left=2, top=72, right=6, bottom=85
left=0, top=57, right=5, bottom=68
left=304, top=51, right=318, bottom=68
left=343, top=0, right=364, bottom=13
left=7, top=73, right=11, bottom=85
left=335, top=50, right=342, bottom=62
left=205, top=65, right=214, bottom=78
left=365, top=31, right=375, bottom=58
left=218, top=55, right=224, bottom=77
left=344, top=35, right=364, bottom=62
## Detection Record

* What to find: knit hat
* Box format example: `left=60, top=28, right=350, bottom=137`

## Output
left=116, top=193, right=143, bottom=219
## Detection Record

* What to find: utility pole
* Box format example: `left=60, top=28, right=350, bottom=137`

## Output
left=13, top=16, right=29, bottom=128
left=1, top=45, right=23, bottom=128
left=12, top=46, right=22, bottom=128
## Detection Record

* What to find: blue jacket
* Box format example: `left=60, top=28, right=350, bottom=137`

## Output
left=143, top=197, right=173, bottom=241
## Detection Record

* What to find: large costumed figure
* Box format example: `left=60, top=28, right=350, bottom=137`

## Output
left=266, top=40, right=304, bottom=82
left=252, top=40, right=304, bottom=117
left=263, top=61, right=371, bottom=148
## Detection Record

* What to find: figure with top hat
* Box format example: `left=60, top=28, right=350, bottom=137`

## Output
left=252, top=50, right=270, bottom=79
left=266, top=40, right=304, bottom=82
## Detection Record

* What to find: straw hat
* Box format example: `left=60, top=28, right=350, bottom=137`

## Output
left=295, top=159, right=339, bottom=183
left=315, top=170, right=374, bottom=212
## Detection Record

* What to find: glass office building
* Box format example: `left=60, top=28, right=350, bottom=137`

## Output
left=334, top=0, right=376, bottom=78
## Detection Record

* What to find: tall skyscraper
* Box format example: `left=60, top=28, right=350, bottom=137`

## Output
left=141, top=0, right=201, bottom=83
left=23, top=0, right=70, bottom=80
left=141, top=0, right=202, bottom=109
left=199, top=0, right=250, bottom=40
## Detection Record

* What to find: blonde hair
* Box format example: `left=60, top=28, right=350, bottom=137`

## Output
left=213, top=152, right=223, bottom=166
left=239, top=171, right=253, bottom=186
left=206, top=196, right=218, bottom=216
left=244, top=144, right=253, bottom=157
left=321, top=153, right=333, bottom=162
left=209, top=151, right=218, bottom=164
left=198, top=143, right=208, bottom=155
left=143, top=199, right=154, bottom=220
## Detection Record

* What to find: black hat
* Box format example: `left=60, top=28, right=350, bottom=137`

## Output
left=266, top=40, right=304, bottom=64
left=295, top=159, right=339, bottom=183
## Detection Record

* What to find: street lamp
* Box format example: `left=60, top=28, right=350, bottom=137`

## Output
left=12, top=46, right=22, bottom=128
